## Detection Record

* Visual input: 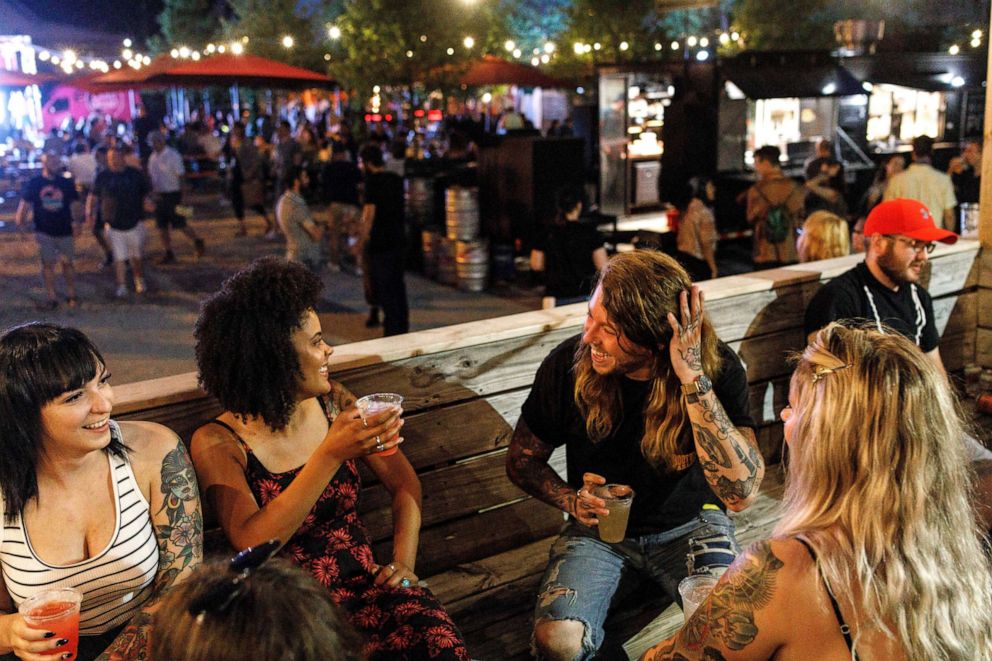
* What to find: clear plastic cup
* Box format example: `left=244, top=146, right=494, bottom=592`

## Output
left=355, top=393, right=404, bottom=457
left=592, top=484, right=634, bottom=543
left=19, top=587, right=82, bottom=658
left=679, top=574, right=718, bottom=622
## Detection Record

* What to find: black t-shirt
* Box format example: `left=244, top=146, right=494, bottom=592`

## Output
left=323, top=160, right=362, bottom=205
left=93, top=167, right=149, bottom=231
left=534, top=222, right=605, bottom=299
left=21, top=174, right=78, bottom=237
left=952, top=168, right=980, bottom=205
left=804, top=262, right=939, bottom=352
left=520, top=335, right=755, bottom=535
left=364, top=171, right=405, bottom=254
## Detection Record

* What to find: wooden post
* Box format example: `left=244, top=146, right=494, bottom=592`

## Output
left=978, top=3, right=992, bottom=369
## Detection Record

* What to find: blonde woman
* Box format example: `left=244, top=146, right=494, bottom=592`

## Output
left=796, top=210, right=850, bottom=263
left=642, top=323, right=992, bottom=660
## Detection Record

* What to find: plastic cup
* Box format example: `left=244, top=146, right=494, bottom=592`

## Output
left=679, top=574, right=718, bottom=622
left=19, top=587, right=82, bottom=658
left=356, top=393, right=404, bottom=457
left=592, top=484, right=634, bottom=543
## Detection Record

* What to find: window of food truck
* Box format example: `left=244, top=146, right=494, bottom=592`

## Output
left=866, top=84, right=944, bottom=146
left=743, top=97, right=838, bottom=167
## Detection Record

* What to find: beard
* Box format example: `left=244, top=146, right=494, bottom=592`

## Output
left=876, top=244, right=923, bottom=285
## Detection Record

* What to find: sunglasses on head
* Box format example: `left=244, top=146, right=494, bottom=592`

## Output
left=187, top=538, right=281, bottom=622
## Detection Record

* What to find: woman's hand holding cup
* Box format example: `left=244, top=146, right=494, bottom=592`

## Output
left=320, top=405, right=403, bottom=463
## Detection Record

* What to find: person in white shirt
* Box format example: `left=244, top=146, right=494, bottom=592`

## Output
left=147, top=132, right=204, bottom=264
left=884, top=135, right=957, bottom=230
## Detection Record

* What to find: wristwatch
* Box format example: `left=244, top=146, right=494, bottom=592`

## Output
left=680, top=374, right=713, bottom=404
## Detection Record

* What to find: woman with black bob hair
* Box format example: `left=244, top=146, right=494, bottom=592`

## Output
left=191, top=257, right=469, bottom=661
left=0, top=323, right=202, bottom=660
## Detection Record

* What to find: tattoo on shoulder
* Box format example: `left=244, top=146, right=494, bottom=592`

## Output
left=682, top=541, right=784, bottom=651
left=643, top=642, right=728, bottom=661
left=155, top=442, right=202, bottom=578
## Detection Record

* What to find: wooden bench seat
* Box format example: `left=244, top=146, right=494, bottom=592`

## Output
left=112, top=241, right=979, bottom=659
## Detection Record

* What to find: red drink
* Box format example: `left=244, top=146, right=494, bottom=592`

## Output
left=19, top=589, right=82, bottom=659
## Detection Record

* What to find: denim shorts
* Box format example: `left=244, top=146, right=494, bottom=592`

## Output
left=533, top=508, right=739, bottom=659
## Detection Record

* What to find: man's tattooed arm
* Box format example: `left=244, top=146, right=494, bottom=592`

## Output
left=97, top=439, right=203, bottom=661
left=640, top=542, right=785, bottom=661
left=506, top=417, right=577, bottom=516
left=688, top=393, right=764, bottom=510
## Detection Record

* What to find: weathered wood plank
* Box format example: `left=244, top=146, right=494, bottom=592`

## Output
left=335, top=328, right=577, bottom=414
left=373, top=499, right=562, bottom=578
left=730, top=328, right=807, bottom=383
left=115, top=395, right=222, bottom=444
left=977, top=327, right=992, bottom=368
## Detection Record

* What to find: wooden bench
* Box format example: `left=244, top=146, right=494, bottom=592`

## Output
left=111, top=240, right=980, bottom=659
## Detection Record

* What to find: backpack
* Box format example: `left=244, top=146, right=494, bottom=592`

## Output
left=756, top=185, right=797, bottom=244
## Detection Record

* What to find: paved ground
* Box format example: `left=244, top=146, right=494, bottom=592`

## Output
left=0, top=192, right=541, bottom=383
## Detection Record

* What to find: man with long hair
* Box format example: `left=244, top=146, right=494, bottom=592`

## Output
left=507, top=251, right=763, bottom=660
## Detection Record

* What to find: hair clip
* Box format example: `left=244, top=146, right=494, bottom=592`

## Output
left=188, top=538, right=281, bottom=622
left=811, top=364, right=852, bottom=383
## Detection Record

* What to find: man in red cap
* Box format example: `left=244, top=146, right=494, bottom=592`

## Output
left=805, top=198, right=956, bottom=361
left=805, top=198, right=992, bottom=531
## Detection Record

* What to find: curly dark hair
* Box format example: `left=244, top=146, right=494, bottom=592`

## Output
left=194, top=257, right=323, bottom=431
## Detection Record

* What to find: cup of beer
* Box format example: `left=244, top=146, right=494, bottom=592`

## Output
left=678, top=574, right=718, bottom=622
left=19, top=587, right=82, bottom=658
left=355, top=393, right=404, bottom=457
left=592, top=484, right=634, bottom=543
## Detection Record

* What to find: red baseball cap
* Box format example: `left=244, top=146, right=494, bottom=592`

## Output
left=863, top=198, right=958, bottom=244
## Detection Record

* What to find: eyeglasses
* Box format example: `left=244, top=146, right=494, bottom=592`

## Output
left=884, top=235, right=935, bottom=254
left=187, top=538, right=281, bottom=622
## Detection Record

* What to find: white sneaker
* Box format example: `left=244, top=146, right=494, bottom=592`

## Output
left=134, top=278, right=146, bottom=295
left=115, top=284, right=128, bottom=299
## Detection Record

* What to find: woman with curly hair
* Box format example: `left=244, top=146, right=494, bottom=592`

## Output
left=0, top=323, right=202, bottom=660
left=642, top=323, right=992, bottom=661
left=190, top=257, right=468, bottom=661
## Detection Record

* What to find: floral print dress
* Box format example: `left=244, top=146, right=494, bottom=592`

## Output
left=213, top=398, right=469, bottom=660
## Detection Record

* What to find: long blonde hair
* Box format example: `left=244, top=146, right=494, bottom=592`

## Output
left=573, top=251, right=722, bottom=471
left=775, top=323, right=992, bottom=659
left=798, top=210, right=850, bottom=262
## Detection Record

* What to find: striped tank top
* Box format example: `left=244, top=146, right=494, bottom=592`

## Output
left=1, top=421, right=159, bottom=634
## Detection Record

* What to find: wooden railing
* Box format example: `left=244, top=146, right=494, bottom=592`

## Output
left=111, top=240, right=981, bottom=658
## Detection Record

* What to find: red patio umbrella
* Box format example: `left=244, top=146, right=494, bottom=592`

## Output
left=88, top=55, right=176, bottom=89
left=146, top=53, right=334, bottom=89
left=0, top=70, right=55, bottom=88
left=459, top=55, right=569, bottom=88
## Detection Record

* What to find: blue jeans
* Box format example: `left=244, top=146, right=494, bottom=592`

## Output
left=533, top=509, right=739, bottom=660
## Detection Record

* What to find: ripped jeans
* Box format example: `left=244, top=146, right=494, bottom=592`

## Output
left=533, top=509, right=739, bottom=660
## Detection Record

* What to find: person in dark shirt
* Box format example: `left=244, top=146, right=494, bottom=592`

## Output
left=804, top=197, right=992, bottom=532
left=87, top=146, right=152, bottom=298
left=14, top=153, right=80, bottom=308
left=506, top=251, right=762, bottom=660
left=359, top=144, right=408, bottom=336
left=322, top=141, right=362, bottom=272
left=530, top=186, right=607, bottom=305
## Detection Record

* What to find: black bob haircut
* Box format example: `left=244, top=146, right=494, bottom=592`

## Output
left=194, top=257, right=323, bottom=431
left=0, top=323, right=125, bottom=522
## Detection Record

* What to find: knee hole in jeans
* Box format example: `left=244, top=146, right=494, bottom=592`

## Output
left=534, top=616, right=587, bottom=661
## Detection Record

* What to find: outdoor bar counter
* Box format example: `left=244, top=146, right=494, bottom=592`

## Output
left=110, top=240, right=982, bottom=659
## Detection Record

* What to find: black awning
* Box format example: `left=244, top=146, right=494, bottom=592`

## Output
left=844, top=52, right=987, bottom=91
left=721, top=53, right=865, bottom=99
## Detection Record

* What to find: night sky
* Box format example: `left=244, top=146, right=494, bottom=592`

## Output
left=31, top=0, right=164, bottom=41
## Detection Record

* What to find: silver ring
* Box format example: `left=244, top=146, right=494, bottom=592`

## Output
left=577, top=488, right=586, bottom=499
left=388, top=563, right=396, bottom=571
left=375, top=435, right=384, bottom=452
left=400, top=578, right=412, bottom=588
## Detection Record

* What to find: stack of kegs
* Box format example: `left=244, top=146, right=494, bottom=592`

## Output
left=436, top=237, right=458, bottom=286
left=445, top=186, right=487, bottom=291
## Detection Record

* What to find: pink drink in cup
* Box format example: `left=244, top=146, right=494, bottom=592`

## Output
left=19, top=587, right=82, bottom=658
left=356, top=393, right=404, bottom=456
